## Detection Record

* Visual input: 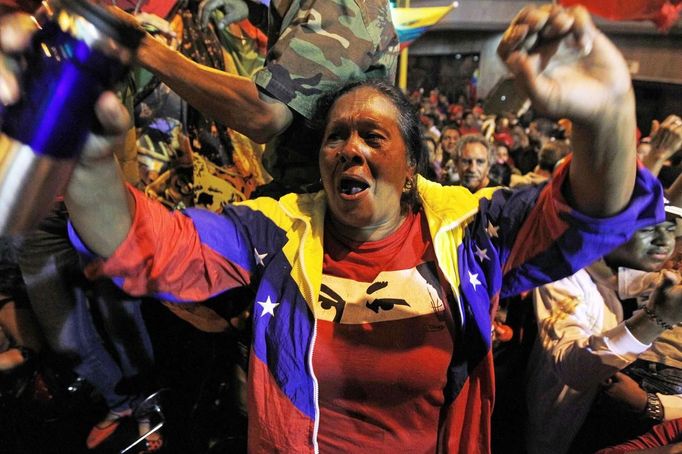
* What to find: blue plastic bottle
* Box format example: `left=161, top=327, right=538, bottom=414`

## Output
left=0, top=0, right=142, bottom=233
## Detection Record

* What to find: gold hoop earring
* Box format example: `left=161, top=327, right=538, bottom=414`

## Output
left=403, top=178, right=414, bottom=193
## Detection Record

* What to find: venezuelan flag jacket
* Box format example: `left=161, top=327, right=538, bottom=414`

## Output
left=71, top=160, right=663, bottom=453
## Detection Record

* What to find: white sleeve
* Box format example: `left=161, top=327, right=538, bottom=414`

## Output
left=617, top=268, right=661, bottom=299
left=534, top=272, right=650, bottom=391
left=659, top=393, right=682, bottom=420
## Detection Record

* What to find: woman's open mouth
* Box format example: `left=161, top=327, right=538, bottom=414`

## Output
left=338, top=176, right=370, bottom=199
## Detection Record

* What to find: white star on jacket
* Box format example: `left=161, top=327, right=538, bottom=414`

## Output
left=474, top=244, right=490, bottom=262
left=254, top=248, right=268, bottom=267
left=468, top=270, right=482, bottom=291
left=257, top=296, right=279, bottom=317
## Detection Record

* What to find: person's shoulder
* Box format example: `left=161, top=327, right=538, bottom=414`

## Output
left=538, top=268, right=596, bottom=305
left=236, top=191, right=323, bottom=221
left=417, top=177, right=480, bottom=222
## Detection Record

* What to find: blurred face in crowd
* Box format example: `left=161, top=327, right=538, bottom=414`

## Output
left=495, top=144, right=510, bottom=164
left=511, top=125, right=530, bottom=149
left=448, top=106, right=463, bottom=122
left=527, top=121, right=541, bottom=140
left=496, top=116, right=510, bottom=131
left=463, top=112, right=477, bottom=128
left=441, top=127, right=461, bottom=155
left=420, top=114, right=434, bottom=128
left=605, top=220, right=677, bottom=272
left=429, top=89, right=439, bottom=105
left=319, top=86, right=415, bottom=241
left=457, top=141, right=491, bottom=192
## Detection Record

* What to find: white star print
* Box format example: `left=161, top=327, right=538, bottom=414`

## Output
left=257, top=296, right=279, bottom=317
left=474, top=245, right=490, bottom=262
left=468, top=270, right=482, bottom=291
left=486, top=221, right=499, bottom=238
left=254, top=248, right=268, bottom=267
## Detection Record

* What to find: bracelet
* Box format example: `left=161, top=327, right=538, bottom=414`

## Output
left=642, top=306, right=676, bottom=330
left=642, top=392, right=664, bottom=422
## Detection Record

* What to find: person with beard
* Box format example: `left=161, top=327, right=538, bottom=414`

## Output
left=453, top=134, right=495, bottom=193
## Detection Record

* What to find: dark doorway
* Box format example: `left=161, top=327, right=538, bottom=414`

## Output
left=633, top=80, right=682, bottom=137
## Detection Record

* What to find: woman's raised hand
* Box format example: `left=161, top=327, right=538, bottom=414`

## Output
left=497, top=4, right=631, bottom=125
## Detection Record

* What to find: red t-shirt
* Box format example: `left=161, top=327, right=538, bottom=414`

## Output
left=313, top=210, right=456, bottom=452
left=596, top=418, right=682, bottom=453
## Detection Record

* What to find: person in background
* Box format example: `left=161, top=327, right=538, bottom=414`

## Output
left=494, top=141, right=512, bottom=166
left=525, top=210, right=682, bottom=454
left=0, top=4, right=669, bottom=453
left=642, top=115, right=682, bottom=188
left=459, top=109, right=481, bottom=135
left=493, top=113, right=515, bottom=151
left=16, top=206, right=158, bottom=451
left=438, top=124, right=462, bottom=184
left=510, top=140, right=571, bottom=188
left=489, top=141, right=517, bottom=187
left=453, top=134, right=494, bottom=193
left=510, top=123, right=537, bottom=175
left=421, top=112, right=442, bottom=143
left=489, top=160, right=513, bottom=187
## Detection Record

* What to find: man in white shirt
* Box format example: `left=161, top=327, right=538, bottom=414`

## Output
left=526, top=208, right=682, bottom=454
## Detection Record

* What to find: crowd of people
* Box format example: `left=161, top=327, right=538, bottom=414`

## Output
left=413, top=74, right=682, bottom=454
left=0, top=0, right=681, bottom=453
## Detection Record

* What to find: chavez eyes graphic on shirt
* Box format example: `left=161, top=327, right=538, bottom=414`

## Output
left=317, top=262, right=449, bottom=326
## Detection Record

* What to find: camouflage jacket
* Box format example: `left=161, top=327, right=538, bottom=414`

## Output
left=254, top=0, right=399, bottom=192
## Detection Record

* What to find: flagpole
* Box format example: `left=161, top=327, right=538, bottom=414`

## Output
left=398, top=0, right=410, bottom=91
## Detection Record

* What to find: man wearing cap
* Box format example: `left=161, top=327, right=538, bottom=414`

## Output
left=525, top=205, right=682, bottom=454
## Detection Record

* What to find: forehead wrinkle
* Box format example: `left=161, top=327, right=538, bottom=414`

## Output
left=330, top=89, right=398, bottom=121
left=326, top=109, right=396, bottom=135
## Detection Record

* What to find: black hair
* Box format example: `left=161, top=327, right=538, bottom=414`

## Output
left=311, top=80, right=427, bottom=211
left=440, top=123, right=461, bottom=136
left=312, top=80, right=426, bottom=173
left=489, top=163, right=512, bottom=187
left=538, top=141, right=571, bottom=172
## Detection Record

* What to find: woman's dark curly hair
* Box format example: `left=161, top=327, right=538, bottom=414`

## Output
left=310, top=79, right=427, bottom=211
